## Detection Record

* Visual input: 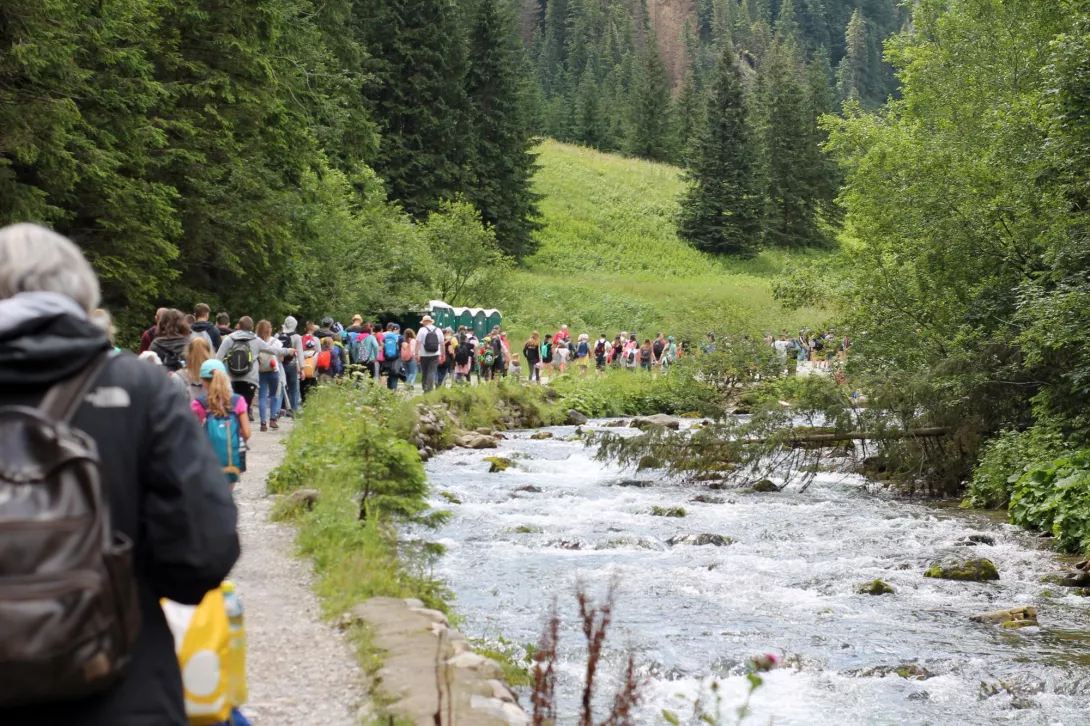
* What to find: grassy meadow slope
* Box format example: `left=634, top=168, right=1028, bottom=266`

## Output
left=502, top=139, right=827, bottom=340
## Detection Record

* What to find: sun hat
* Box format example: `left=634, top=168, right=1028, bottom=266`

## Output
left=352, top=313, right=362, bottom=323
left=200, top=359, right=228, bottom=380
left=668, top=336, right=675, bottom=341
left=422, top=314, right=435, bottom=324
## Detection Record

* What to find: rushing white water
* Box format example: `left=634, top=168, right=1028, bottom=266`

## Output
left=424, top=421, right=1090, bottom=725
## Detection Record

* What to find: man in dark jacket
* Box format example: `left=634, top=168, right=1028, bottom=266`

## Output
left=0, top=223, right=240, bottom=726
left=190, top=302, right=223, bottom=351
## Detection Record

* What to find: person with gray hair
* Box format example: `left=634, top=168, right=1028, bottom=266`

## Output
left=0, top=223, right=239, bottom=726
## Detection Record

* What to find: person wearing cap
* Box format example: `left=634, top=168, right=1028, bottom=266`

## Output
left=300, top=336, right=321, bottom=402
left=437, top=327, right=455, bottom=387
left=416, top=314, right=442, bottom=392
left=190, top=359, right=251, bottom=484
left=575, top=333, right=591, bottom=375
left=347, top=314, right=364, bottom=335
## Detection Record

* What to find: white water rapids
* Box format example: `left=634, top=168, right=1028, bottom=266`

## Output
left=424, top=421, right=1090, bottom=725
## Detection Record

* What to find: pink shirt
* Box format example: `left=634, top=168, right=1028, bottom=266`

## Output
left=191, top=395, right=248, bottom=423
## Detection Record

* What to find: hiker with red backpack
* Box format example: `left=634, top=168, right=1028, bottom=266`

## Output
left=0, top=223, right=239, bottom=726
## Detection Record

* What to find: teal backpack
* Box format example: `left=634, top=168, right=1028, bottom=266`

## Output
left=198, top=394, right=243, bottom=484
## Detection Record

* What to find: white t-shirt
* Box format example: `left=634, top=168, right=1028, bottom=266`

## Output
left=418, top=325, right=441, bottom=357
left=773, top=339, right=791, bottom=358
left=556, top=347, right=570, bottom=364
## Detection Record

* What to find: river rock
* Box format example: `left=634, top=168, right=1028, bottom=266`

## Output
left=970, top=606, right=1037, bottom=626
left=630, top=415, right=681, bottom=431
left=283, top=488, right=320, bottom=510
left=924, top=558, right=999, bottom=582
left=604, top=420, right=629, bottom=427
left=439, top=491, right=463, bottom=505
left=1041, top=570, right=1090, bottom=587
left=566, top=409, right=589, bottom=425
left=857, top=579, right=895, bottom=596
left=475, top=427, right=494, bottom=436
left=484, top=456, right=513, bottom=473
left=855, top=664, right=934, bottom=681
left=515, top=485, right=542, bottom=493
left=529, top=431, right=553, bottom=440
left=637, top=455, right=664, bottom=471
left=666, top=533, right=733, bottom=547
left=616, top=479, right=653, bottom=488
left=690, top=495, right=725, bottom=504
left=457, top=433, right=499, bottom=449
left=954, top=534, right=996, bottom=547
left=751, top=479, right=779, bottom=493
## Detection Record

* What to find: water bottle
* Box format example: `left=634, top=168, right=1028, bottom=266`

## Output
left=221, top=582, right=248, bottom=707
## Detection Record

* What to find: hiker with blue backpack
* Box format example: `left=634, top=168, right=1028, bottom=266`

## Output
left=382, top=323, right=403, bottom=390
left=191, top=359, right=251, bottom=486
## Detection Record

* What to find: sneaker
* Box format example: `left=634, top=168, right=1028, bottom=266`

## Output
left=270, top=419, right=279, bottom=430
left=260, top=422, right=268, bottom=432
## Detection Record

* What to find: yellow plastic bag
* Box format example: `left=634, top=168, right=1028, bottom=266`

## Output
left=162, top=582, right=248, bottom=726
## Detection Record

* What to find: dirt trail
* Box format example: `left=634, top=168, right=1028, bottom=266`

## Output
left=230, top=419, right=366, bottom=725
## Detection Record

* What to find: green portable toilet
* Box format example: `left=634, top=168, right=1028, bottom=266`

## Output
left=472, top=310, right=487, bottom=338
left=485, top=309, right=502, bottom=333
left=428, top=300, right=453, bottom=329
left=454, top=307, right=474, bottom=331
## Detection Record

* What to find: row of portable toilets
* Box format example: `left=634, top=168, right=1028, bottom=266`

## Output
left=424, top=300, right=502, bottom=338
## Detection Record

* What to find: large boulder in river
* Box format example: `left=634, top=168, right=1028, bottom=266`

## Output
left=924, top=558, right=999, bottom=582
left=636, top=455, right=663, bottom=471
left=667, top=533, right=733, bottom=547
left=566, top=409, right=588, bottom=425
left=970, top=606, right=1037, bottom=627
left=751, top=479, right=779, bottom=493
left=529, top=431, right=553, bottom=440
left=456, top=432, right=499, bottom=449
left=630, top=415, right=681, bottom=431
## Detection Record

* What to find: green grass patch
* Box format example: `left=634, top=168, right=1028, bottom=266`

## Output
left=500, top=140, right=829, bottom=341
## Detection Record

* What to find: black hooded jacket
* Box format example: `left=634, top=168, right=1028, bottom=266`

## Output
left=190, top=320, right=222, bottom=351
left=0, top=295, right=240, bottom=726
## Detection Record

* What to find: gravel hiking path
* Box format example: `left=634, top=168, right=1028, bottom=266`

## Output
left=231, top=418, right=366, bottom=725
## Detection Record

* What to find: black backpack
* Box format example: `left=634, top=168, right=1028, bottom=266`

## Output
left=455, top=339, right=471, bottom=365
left=653, top=339, right=665, bottom=357
left=227, top=340, right=252, bottom=376
left=423, top=326, right=440, bottom=354
left=0, top=353, right=140, bottom=707
left=277, top=333, right=296, bottom=361
left=640, top=347, right=652, bottom=362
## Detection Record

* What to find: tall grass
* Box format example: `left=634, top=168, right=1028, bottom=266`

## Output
left=503, top=140, right=829, bottom=341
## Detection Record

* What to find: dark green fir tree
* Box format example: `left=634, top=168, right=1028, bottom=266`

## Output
left=465, top=0, right=543, bottom=257
left=354, top=0, right=471, bottom=218
left=677, top=47, right=763, bottom=255
left=626, top=29, right=675, bottom=162
left=759, top=36, right=822, bottom=246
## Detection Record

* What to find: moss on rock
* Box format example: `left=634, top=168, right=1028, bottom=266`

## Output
left=924, top=558, right=999, bottom=582
left=857, top=579, right=895, bottom=596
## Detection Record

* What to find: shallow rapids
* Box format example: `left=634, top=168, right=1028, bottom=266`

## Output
left=424, top=422, right=1090, bottom=725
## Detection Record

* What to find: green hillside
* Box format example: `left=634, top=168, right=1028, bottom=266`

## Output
left=503, top=140, right=827, bottom=340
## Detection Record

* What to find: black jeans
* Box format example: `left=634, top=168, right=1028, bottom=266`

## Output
left=231, top=381, right=257, bottom=412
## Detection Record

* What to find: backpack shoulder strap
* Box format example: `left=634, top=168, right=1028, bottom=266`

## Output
left=40, top=351, right=112, bottom=422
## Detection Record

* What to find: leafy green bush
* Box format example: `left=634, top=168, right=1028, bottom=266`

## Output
left=268, top=385, right=450, bottom=615
left=1009, top=452, right=1090, bottom=553
left=550, top=369, right=721, bottom=418
left=964, top=428, right=1067, bottom=509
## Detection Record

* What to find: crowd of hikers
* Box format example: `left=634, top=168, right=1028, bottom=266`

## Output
left=0, top=221, right=857, bottom=726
